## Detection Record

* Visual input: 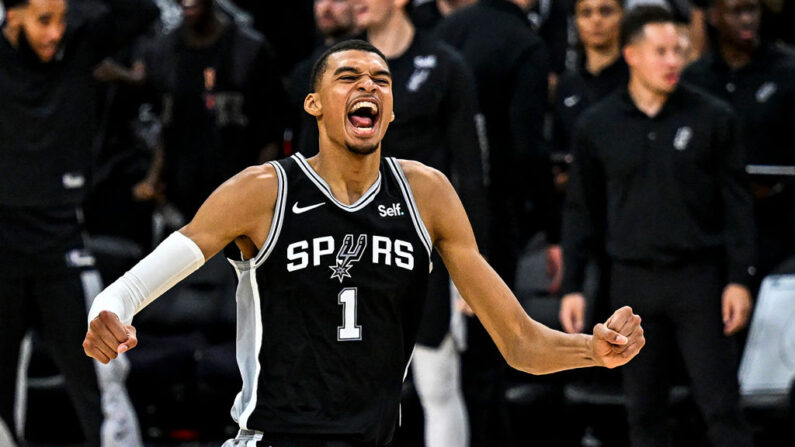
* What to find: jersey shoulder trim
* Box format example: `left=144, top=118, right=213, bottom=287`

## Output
left=227, top=160, right=288, bottom=271
left=292, top=153, right=382, bottom=212
left=384, top=157, right=432, bottom=257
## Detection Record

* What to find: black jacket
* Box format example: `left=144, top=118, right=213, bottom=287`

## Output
left=562, top=84, right=757, bottom=293
left=436, top=0, right=558, bottom=243
left=0, top=0, right=158, bottom=208
left=144, top=20, right=286, bottom=217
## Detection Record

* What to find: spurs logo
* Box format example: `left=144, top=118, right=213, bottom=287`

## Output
left=329, top=234, right=368, bottom=283
left=673, top=126, right=693, bottom=151
left=408, top=55, right=436, bottom=92
left=756, top=82, right=777, bottom=103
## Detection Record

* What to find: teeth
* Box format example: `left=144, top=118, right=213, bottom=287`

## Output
left=351, top=101, right=378, bottom=114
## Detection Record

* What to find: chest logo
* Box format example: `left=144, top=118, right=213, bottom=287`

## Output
left=673, top=126, right=693, bottom=151
left=756, top=82, right=777, bottom=103
left=407, top=55, right=437, bottom=92
left=293, top=202, right=326, bottom=214
left=563, top=95, right=580, bottom=108
left=378, top=203, right=404, bottom=217
left=330, top=234, right=368, bottom=283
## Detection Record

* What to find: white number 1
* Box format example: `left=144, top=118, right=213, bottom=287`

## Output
left=338, top=288, right=362, bottom=341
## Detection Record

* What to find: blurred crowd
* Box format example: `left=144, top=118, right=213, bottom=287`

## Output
left=1, top=0, right=794, bottom=446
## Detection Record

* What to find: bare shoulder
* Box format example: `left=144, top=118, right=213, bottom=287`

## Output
left=227, top=163, right=279, bottom=195
left=397, top=159, right=451, bottom=194
left=396, top=159, right=458, bottom=244
left=183, top=162, right=282, bottom=252
left=211, top=163, right=279, bottom=211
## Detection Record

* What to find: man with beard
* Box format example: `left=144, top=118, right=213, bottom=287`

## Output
left=83, top=39, right=646, bottom=447
left=0, top=0, right=157, bottom=445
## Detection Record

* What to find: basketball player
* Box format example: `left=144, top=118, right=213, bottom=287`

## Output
left=83, top=40, right=645, bottom=447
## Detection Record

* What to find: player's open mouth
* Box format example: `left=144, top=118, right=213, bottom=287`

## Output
left=347, top=99, right=380, bottom=137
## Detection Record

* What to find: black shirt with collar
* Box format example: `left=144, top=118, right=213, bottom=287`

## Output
left=553, top=57, right=629, bottom=155
left=683, top=44, right=795, bottom=180
left=561, top=83, right=757, bottom=294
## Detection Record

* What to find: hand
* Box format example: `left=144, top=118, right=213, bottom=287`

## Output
left=546, top=245, right=563, bottom=294
left=722, top=284, right=752, bottom=335
left=83, top=311, right=138, bottom=364
left=132, top=179, right=160, bottom=202
left=559, top=293, right=586, bottom=333
left=590, top=306, right=644, bottom=369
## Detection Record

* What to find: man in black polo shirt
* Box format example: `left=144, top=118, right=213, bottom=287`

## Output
left=0, top=0, right=157, bottom=445
left=562, top=6, right=756, bottom=447
left=683, top=0, right=795, bottom=284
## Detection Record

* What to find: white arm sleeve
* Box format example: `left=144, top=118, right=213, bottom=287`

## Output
left=88, top=231, right=206, bottom=326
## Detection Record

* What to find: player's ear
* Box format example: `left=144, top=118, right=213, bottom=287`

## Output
left=4, top=7, right=24, bottom=31
left=304, top=93, right=322, bottom=117
left=623, top=44, right=635, bottom=66
left=390, top=112, right=395, bottom=123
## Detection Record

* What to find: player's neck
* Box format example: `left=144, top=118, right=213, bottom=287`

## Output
left=366, top=10, right=415, bottom=59
left=584, top=43, right=620, bottom=75
left=182, top=12, right=228, bottom=48
left=718, top=40, right=755, bottom=70
left=308, top=149, right=382, bottom=206
left=627, top=76, right=669, bottom=118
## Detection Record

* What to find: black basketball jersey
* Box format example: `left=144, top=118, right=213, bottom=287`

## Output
left=227, top=154, right=432, bottom=445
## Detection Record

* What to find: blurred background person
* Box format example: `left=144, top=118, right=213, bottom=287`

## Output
left=556, top=0, right=627, bottom=335
left=351, top=0, right=490, bottom=445
left=0, top=0, right=157, bottom=445
left=683, top=0, right=795, bottom=287
left=563, top=6, right=757, bottom=447
left=627, top=0, right=708, bottom=60
left=136, top=0, right=286, bottom=221
left=436, top=1, right=561, bottom=445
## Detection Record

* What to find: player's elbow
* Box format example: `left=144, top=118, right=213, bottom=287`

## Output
left=503, top=328, right=546, bottom=375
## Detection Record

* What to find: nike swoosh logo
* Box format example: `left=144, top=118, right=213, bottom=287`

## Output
left=292, top=202, right=326, bottom=214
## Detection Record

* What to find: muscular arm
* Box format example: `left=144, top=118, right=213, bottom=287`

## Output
left=83, top=164, right=278, bottom=363
left=179, top=164, right=278, bottom=260
left=402, top=160, right=644, bottom=375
